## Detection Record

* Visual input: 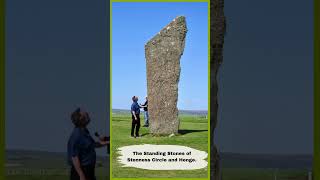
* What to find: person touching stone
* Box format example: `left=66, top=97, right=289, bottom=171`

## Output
left=140, top=96, right=149, bottom=127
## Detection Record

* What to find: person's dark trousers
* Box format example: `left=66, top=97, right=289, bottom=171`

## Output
left=131, top=114, right=140, bottom=137
left=70, top=164, right=96, bottom=180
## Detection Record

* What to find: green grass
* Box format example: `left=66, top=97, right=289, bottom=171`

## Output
left=222, top=168, right=309, bottom=180
left=5, top=166, right=109, bottom=180
left=111, top=113, right=209, bottom=178
left=6, top=167, right=109, bottom=180
left=5, top=150, right=109, bottom=180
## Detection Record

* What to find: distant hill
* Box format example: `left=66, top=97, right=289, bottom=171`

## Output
left=220, top=152, right=312, bottom=170
left=112, top=109, right=208, bottom=116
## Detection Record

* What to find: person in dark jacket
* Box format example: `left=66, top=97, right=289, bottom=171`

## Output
left=140, top=96, right=149, bottom=127
left=131, top=96, right=141, bottom=138
left=67, top=108, right=109, bottom=180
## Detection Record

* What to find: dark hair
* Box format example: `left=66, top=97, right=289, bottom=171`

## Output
left=71, top=108, right=90, bottom=127
left=132, top=96, right=136, bottom=102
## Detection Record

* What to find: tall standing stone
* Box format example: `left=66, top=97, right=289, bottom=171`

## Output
left=211, top=0, right=226, bottom=179
left=145, top=16, right=187, bottom=135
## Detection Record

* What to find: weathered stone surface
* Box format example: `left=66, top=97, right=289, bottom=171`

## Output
left=145, top=16, right=187, bottom=135
left=211, top=0, right=226, bottom=179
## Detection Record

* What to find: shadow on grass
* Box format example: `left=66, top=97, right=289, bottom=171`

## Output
left=139, top=130, right=207, bottom=137
left=112, top=119, right=128, bottom=122
left=178, top=129, right=207, bottom=135
left=141, top=133, right=150, bottom=137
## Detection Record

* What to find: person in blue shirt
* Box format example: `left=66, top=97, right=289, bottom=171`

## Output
left=131, top=96, right=141, bottom=138
left=68, top=108, right=109, bottom=180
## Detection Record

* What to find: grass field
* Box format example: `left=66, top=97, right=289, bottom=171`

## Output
left=6, top=167, right=108, bottom=180
left=5, top=112, right=311, bottom=180
left=222, top=168, right=310, bottom=180
left=5, top=150, right=109, bottom=180
left=111, top=112, right=209, bottom=178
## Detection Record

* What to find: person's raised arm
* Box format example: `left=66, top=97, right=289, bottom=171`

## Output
left=95, top=136, right=109, bottom=148
left=140, top=101, right=147, bottom=107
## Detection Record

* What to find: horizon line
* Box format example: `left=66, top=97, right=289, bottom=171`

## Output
left=112, top=108, right=208, bottom=111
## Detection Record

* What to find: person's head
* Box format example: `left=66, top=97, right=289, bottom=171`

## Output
left=71, top=108, right=91, bottom=128
left=145, top=96, right=148, bottom=100
left=132, top=96, right=138, bottom=102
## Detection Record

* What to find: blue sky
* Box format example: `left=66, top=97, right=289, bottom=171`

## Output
left=5, top=0, right=313, bottom=154
left=112, top=2, right=208, bottom=111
